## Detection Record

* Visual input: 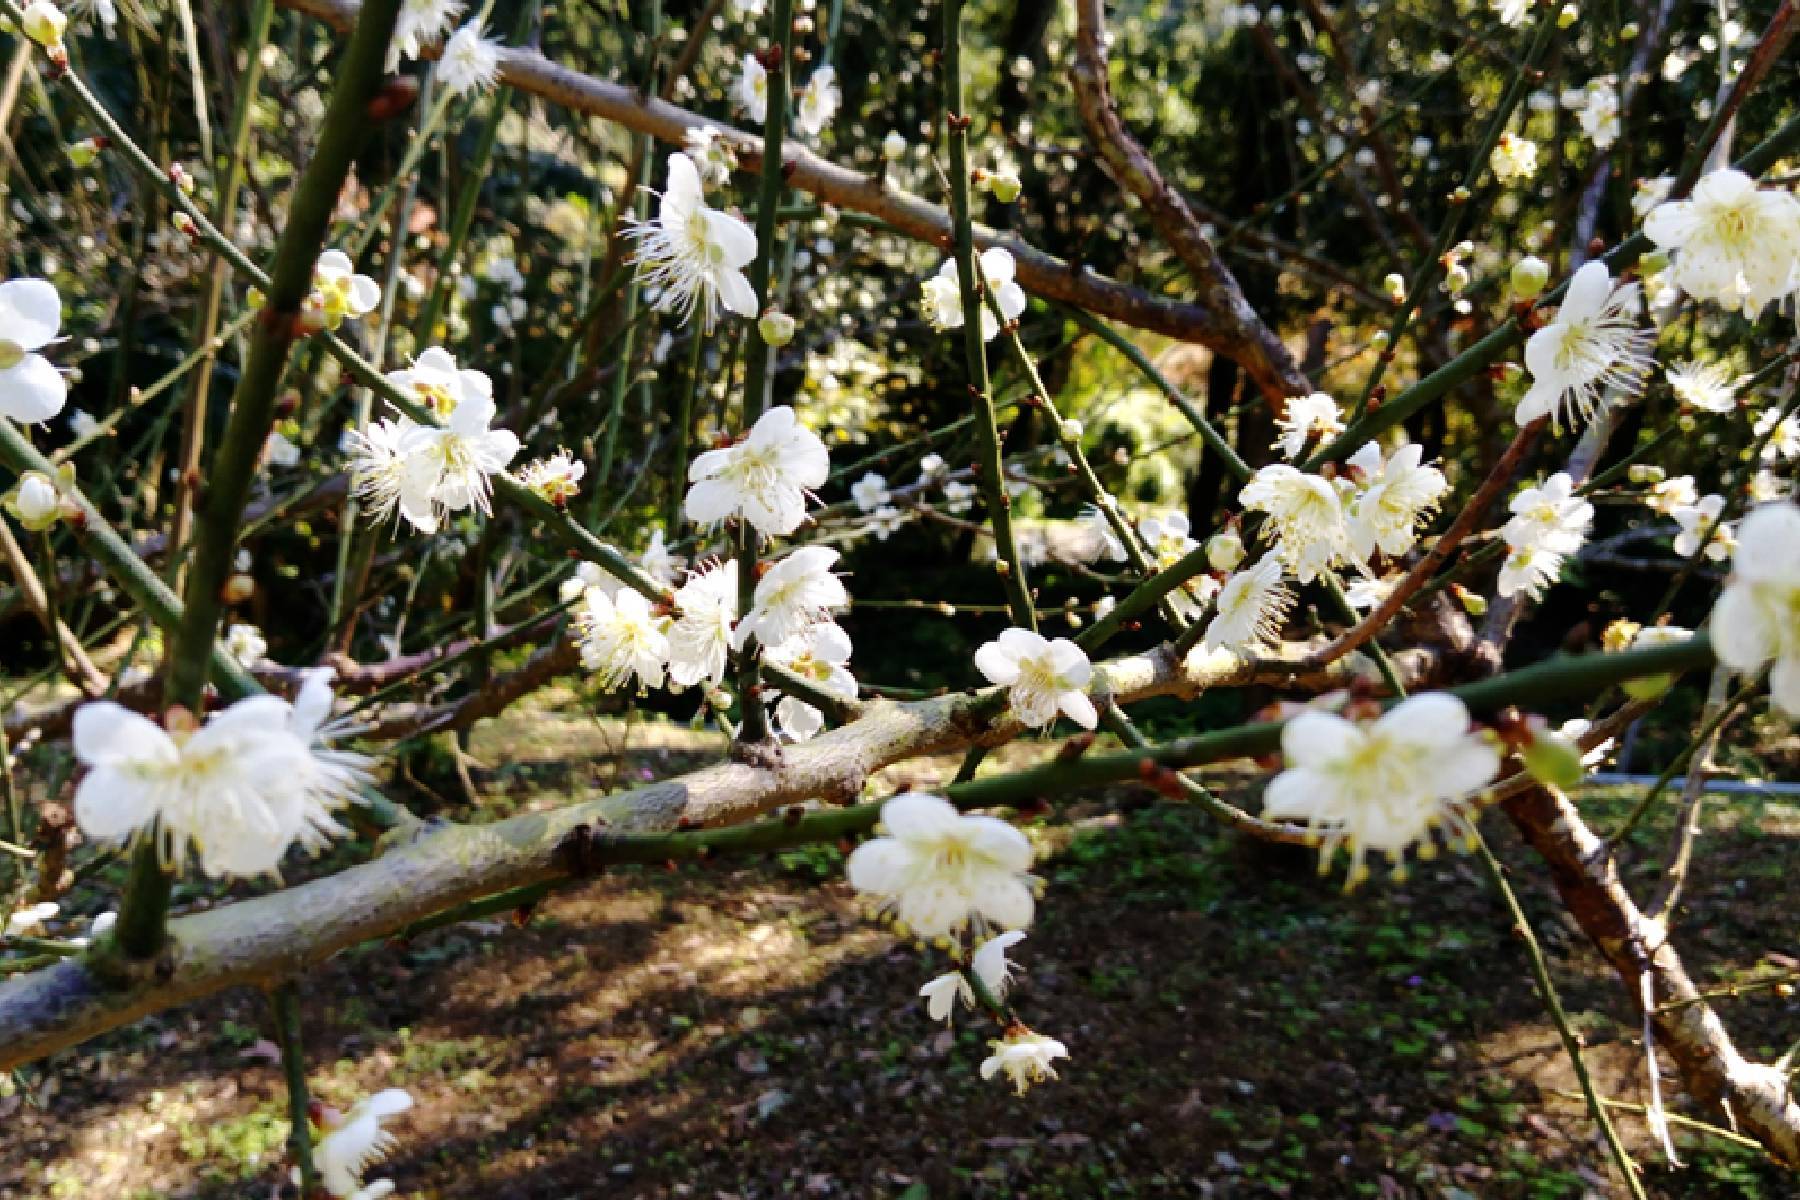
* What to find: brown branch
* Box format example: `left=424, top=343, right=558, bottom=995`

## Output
left=1069, top=0, right=1309, bottom=401
left=276, top=0, right=1246, bottom=349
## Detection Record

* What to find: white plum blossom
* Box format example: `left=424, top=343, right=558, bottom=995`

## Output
left=72, top=677, right=369, bottom=879
left=1263, top=693, right=1501, bottom=885
left=736, top=545, right=848, bottom=649
left=942, top=479, right=975, bottom=514
left=684, top=125, right=738, bottom=189
left=1710, top=502, right=1800, bottom=715
left=1273, top=392, right=1342, bottom=459
left=973, top=628, right=1097, bottom=730
left=439, top=19, right=502, bottom=96
left=1344, top=441, right=1448, bottom=562
left=1498, top=542, right=1566, bottom=600
left=971, top=929, right=1027, bottom=1000
left=378, top=387, right=520, bottom=533
left=850, top=471, right=891, bottom=512
left=667, top=559, right=738, bottom=689
left=640, top=528, right=683, bottom=587
left=1138, top=509, right=1197, bottom=570
left=768, top=621, right=857, bottom=741
left=734, top=53, right=768, bottom=124
left=1643, top=168, right=1800, bottom=317
left=1665, top=360, right=1740, bottom=414
left=576, top=587, right=669, bottom=692
left=1240, top=464, right=1353, bottom=582
left=1497, top=472, right=1593, bottom=599
left=845, top=791, right=1036, bottom=937
left=980, top=1029, right=1069, bottom=1095
left=515, top=449, right=586, bottom=506
left=389, top=0, right=463, bottom=67
left=5, top=468, right=67, bottom=531
left=1202, top=556, right=1292, bottom=653
left=306, top=250, right=381, bottom=330
left=626, top=153, right=758, bottom=330
left=1672, top=494, right=1735, bottom=562
left=1515, top=262, right=1652, bottom=430
left=1647, top=474, right=1698, bottom=516
left=226, top=623, right=268, bottom=668
left=685, top=404, right=831, bottom=537
left=0, top=277, right=67, bottom=423
left=794, top=66, right=840, bottom=137
left=920, top=248, right=1026, bottom=342
left=1489, top=132, right=1539, bottom=183
left=920, top=970, right=975, bottom=1023
left=868, top=504, right=908, bottom=541
left=313, top=1088, right=414, bottom=1199
left=1757, top=406, right=1800, bottom=462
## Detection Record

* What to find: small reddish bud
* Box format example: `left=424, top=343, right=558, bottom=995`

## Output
left=366, top=76, right=421, bottom=123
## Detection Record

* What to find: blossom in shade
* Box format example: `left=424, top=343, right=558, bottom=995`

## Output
left=1642, top=168, right=1800, bottom=317
left=685, top=404, right=830, bottom=537
left=1515, top=262, right=1653, bottom=430
left=1710, top=502, right=1800, bottom=715
left=1671, top=494, right=1735, bottom=562
left=626, top=152, right=758, bottom=330
left=844, top=792, right=1036, bottom=937
left=768, top=621, right=857, bottom=741
left=1263, top=693, right=1501, bottom=886
left=683, top=125, right=739, bottom=189
left=973, top=628, right=1097, bottom=730
left=981, top=1029, right=1069, bottom=1095
left=0, top=277, right=67, bottom=423
left=850, top=471, right=891, bottom=512
left=306, top=250, right=381, bottom=330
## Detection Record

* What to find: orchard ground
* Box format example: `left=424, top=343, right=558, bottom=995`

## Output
left=3, top=687, right=1797, bottom=1199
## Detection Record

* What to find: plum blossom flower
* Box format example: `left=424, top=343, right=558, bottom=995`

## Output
left=626, top=152, right=758, bottom=330
left=306, top=250, right=381, bottom=331
left=1263, top=693, right=1501, bottom=885
left=313, top=1089, right=414, bottom=1198
left=768, top=621, right=857, bottom=741
left=1671, top=494, right=1735, bottom=561
left=439, top=19, right=502, bottom=95
left=850, top=471, right=891, bottom=512
left=0, top=277, right=67, bottom=423
left=981, top=1029, right=1069, bottom=1095
left=920, top=970, right=974, bottom=1023
left=845, top=791, right=1035, bottom=937
left=5, top=466, right=72, bottom=531
left=685, top=404, right=830, bottom=537
left=1240, top=465, right=1353, bottom=582
left=226, top=623, right=268, bottom=668
left=684, top=125, right=738, bottom=189
left=388, top=0, right=463, bottom=67
left=733, top=53, right=768, bottom=123
left=515, top=449, right=586, bottom=506
left=794, top=66, right=840, bottom=136
left=974, top=628, right=1097, bottom=730
left=920, top=248, right=1026, bottom=342
left=735, top=545, right=848, bottom=649
left=1344, top=441, right=1448, bottom=562
left=1643, top=168, right=1800, bottom=317
left=1515, top=262, right=1652, bottom=430
left=1497, top=472, right=1593, bottom=599
left=1202, top=556, right=1292, bottom=653
left=1665, top=359, right=1740, bottom=414
left=575, top=587, right=669, bottom=691
left=72, top=677, right=368, bottom=879
left=971, top=929, right=1027, bottom=1000
left=1273, top=392, right=1342, bottom=459
left=667, top=559, right=738, bottom=688
left=388, top=388, right=520, bottom=533
left=1710, top=502, right=1800, bottom=715
left=1647, top=474, right=1698, bottom=516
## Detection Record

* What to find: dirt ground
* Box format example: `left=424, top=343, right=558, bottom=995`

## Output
left=4, top=696, right=1798, bottom=1199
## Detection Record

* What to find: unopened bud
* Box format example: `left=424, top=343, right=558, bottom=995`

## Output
left=1557, top=3, right=1579, bottom=26
left=1510, top=254, right=1550, bottom=298
left=66, top=136, right=103, bottom=168
left=1627, top=463, right=1666, bottom=484
left=223, top=573, right=255, bottom=604
left=758, top=308, right=796, bottom=346
left=984, top=166, right=1022, bottom=203
left=20, top=1, right=67, bottom=48
left=1058, top=418, right=1084, bottom=442
left=1383, top=272, right=1406, bottom=304
left=1522, top=730, right=1587, bottom=790
left=883, top=131, right=907, bottom=161
left=1206, top=530, right=1245, bottom=572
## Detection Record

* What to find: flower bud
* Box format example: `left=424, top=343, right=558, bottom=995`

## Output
left=1522, top=730, right=1587, bottom=790
left=20, top=1, right=67, bottom=48
left=1369, top=331, right=1390, bottom=351
left=1557, top=3, right=1578, bottom=26
left=66, top=136, right=102, bottom=168
left=1627, top=463, right=1666, bottom=484
left=984, top=166, right=1022, bottom=203
left=1058, top=418, right=1084, bottom=443
left=1510, top=254, right=1550, bottom=298
left=883, top=131, right=907, bottom=161
left=1206, top=530, right=1245, bottom=572
left=223, top=573, right=256, bottom=604
left=1382, top=272, right=1406, bottom=304
left=758, top=309, right=797, bottom=346
left=6, top=471, right=62, bottom=531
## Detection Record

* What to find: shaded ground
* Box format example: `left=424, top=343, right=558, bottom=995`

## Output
left=4, top=696, right=1798, bottom=1199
